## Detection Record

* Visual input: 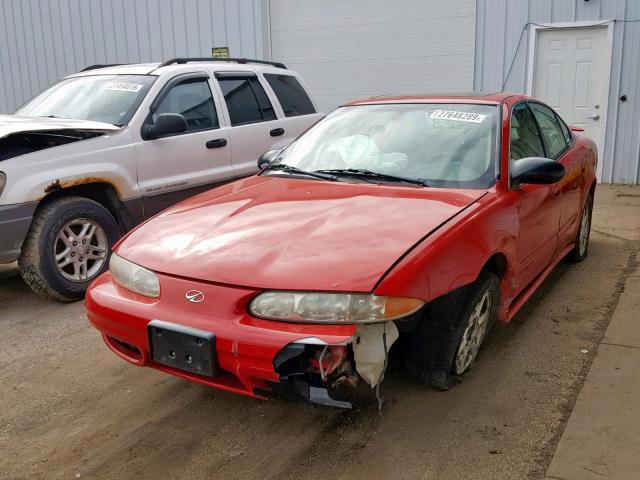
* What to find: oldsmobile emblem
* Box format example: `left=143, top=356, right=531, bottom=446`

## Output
left=185, top=290, right=205, bottom=303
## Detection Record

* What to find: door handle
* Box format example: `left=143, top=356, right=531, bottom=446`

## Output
left=270, top=128, right=285, bottom=137
left=206, top=138, right=227, bottom=149
left=552, top=185, right=561, bottom=198
left=587, top=113, right=600, bottom=120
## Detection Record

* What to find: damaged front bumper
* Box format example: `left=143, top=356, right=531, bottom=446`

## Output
left=86, top=273, right=400, bottom=408
left=0, top=201, right=37, bottom=263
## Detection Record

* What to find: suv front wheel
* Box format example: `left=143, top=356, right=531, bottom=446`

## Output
left=19, top=196, right=120, bottom=301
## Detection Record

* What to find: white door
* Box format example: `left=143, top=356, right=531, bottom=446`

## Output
left=533, top=26, right=610, bottom=160
left=269, top=0, right=476, bottom=112
left=212, top=72, right=289, bottom=177
left=135, top=74, right=233, bottom=216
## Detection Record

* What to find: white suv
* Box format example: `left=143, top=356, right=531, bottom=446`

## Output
left=0, top=58, right=322, bottom=300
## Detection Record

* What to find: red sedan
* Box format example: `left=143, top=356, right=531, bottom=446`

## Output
left=86, top=93, right=596, bottom=408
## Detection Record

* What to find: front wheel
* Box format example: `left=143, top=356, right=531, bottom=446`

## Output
left=19, top=197, right=120, bottom=301
left=404, top=271, right=500, bottom=390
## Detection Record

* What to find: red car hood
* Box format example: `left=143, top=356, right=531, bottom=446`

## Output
left=117, top=176, right=487, bottom=291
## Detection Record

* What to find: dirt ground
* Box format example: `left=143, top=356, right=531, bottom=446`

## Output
left=1, top=185, right=639, bottom=480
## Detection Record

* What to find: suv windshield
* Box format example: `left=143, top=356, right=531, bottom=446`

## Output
left=272, top=103, right=499, bottom=188
left=16, top=75, right=156, bottom=126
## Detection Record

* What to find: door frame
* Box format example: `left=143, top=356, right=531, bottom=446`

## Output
left=525, top=20, right=614, bottom=180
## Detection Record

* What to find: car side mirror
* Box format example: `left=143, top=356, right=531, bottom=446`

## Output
left=142, top=113, right=188, bottom=140
left=511, top=157, right=565, bottom=186
left=258, top=149, right=280, bottom=170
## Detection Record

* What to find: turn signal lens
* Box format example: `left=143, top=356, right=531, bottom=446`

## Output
left=249, top=292, right=424, bottom=324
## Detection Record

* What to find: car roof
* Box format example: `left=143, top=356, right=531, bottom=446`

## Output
left=345, top=92, right=524, bottom=106
left=68, top=61, right=292, bottom=78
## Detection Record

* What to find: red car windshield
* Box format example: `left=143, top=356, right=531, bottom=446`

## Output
left=275, top=103, right=499, bottom=189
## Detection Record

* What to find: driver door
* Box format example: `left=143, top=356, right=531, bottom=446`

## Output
left=509, top=102, right=561, bottom=289
left=135, top=73, right=233, bottom=217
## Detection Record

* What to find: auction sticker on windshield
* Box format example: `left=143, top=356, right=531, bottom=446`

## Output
left=107, top=82, right=144, bottom=93
left=430, top=110, right=486, bottom=123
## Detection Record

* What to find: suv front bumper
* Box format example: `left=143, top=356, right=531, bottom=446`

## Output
left=0, top=202, right=37, bottom=263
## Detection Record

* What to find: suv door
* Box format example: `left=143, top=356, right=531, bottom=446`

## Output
left=263, top=72, right=322, bottom=137
left=213, top=72, right=288, bottom=177
left=528, top=101, right=581, bottom=248
left=135, top=73, right=233, bottom=217
left=509, top=101, right=562, bottom=290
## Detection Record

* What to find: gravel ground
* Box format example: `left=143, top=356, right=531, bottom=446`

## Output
left=1, top=184, right=638, bottom=480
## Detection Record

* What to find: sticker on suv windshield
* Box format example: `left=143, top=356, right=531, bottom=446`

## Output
left=430, top=110, right=486, bottom=123
left=107, top=82, right=144, bottom=93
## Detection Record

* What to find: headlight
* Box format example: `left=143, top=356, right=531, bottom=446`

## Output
left=0, top=172, right=6, bottom=197
left=249, top=291, right=424, bottom=324
left=109, top=253, right=160, bottom=298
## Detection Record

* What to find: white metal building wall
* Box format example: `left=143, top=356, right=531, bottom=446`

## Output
left=475, top=0, right=640, bottom=184
left=268, top=0, right=476, bottom=112
left=0, top=0, right=268, bottom=114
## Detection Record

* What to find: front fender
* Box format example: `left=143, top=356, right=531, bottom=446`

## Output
left=374, top=191, right=518, bottom=322
left=0, top=130, right=139, bottom=205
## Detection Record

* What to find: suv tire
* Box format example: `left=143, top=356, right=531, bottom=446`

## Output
left=19, top=196, right=120, bottom=301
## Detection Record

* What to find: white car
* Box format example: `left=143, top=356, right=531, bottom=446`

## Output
left=0, top=58, right=322, bottom=300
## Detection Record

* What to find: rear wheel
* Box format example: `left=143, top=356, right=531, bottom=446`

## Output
left=404, top=271, right=499, bottom=390
left=566, top=194, right=593, bottom=263
left=19, top=197, right=120, bottom=301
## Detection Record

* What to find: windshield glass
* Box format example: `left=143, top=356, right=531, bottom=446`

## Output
left=273, top=103, right=499, bottom=188
left=16, top=75, right=156, bottom=125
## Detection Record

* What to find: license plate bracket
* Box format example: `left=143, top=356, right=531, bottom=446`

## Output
left=148, top=320, right=217, bottom=377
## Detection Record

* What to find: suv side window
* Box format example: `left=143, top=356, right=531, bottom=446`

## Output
left=153, top=77, right=218, bottom=132
left=217, top=75, right=277, bottom=126
left=529, top=102, right=570, bottom=159
left=510, top=102, right=546, bottom=161
left=264, top=74, right=316, bottom=117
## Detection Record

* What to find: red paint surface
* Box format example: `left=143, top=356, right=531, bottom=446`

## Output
left=86, top=94, right=597, bottom=399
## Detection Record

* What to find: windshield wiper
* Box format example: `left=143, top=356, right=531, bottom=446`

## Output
left=264, top=163, right=338, bottom=182
left=314, top=168, right=430, bottom=187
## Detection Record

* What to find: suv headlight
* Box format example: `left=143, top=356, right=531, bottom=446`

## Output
left=109, top=253, right=160, bottom=298
left=0, top=172, right=6, bottom=197
left=249, top=291, right=423, bottom=324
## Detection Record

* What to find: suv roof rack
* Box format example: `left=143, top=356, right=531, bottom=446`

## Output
left=80, top=64, right=128, bottom=72
left=157, top=57, right=287, bottom=69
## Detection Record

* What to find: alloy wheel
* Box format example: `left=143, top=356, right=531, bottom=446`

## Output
left=54, top=218, right=108, bottom=282
left=454, top=290, right=492, bottom=375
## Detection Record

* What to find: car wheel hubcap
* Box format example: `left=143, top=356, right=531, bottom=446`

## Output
left=454, top=290, right=492, bottom=375
left=578, top=203, right=590, bottom=256
left=54, top=218, right=108, bottom=282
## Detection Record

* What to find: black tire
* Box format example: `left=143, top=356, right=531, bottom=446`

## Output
left=404, top=271, right=500, bottom=390
left=19, top=196, right=120, bottom=302
left=565, top=194, right=593, bottom=263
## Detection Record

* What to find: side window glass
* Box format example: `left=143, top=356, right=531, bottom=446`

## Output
left=264, top=74, right=316, bottom=117
left=557, top=114, right=573, bottom=145
left=510, top=103, right=546, bottom=161
left=529, top=103, right=569, bottom=158
left=218, top=76, right=276, bottom=126
left=153, top=78, right=218, bottom=132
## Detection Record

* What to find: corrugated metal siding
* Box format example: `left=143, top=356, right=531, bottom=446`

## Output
left=0, top=0, right=267, bottom=114
left=475, top=0, right=640, bottom=184
left=269, top=0, right=476, bottom=112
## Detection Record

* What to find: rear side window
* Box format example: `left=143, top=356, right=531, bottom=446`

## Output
left=529, top=102, right=570, bottom=159
left=153, top=77, right=218, bottom=132
left=510, top=102, right=546, bottom=161
left=264, top=74, right=316, bottom=117
left=217, top=76, right=277, bottom=126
